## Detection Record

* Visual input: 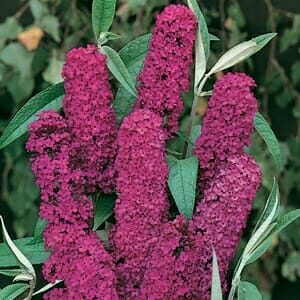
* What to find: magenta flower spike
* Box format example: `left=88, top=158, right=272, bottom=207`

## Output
left=135, top=4, right=197, bottom=134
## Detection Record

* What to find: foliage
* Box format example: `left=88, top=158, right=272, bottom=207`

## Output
left=0, top=0, right=300, bottom=299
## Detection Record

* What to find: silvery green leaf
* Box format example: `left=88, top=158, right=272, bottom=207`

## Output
left=167, top=156, right=198, bottom=220
left=13, top=273, right=33, bottom=283
left=0, top=269, right=21, bottom=277
left=33, top=280, right=62, bottom=296
left=0, top=216, right=36, bottom=279
left=209, top=33, right=220, bottom=41
left=211, top=249, right=223, bottom=300
left=101, top=45, right=137, bottom=97
left=254, top=112, right=283, bottom=170
left=271, top=209, right=300, bottom=236
left=92, top=0, right=116, bottom=39
left=238, top=281, right=262, bottom=300
left=0, top=283, right=29, bottom=300
left=187, top=0, right=209, bottom=90
left=208, top=33, right=276, bottom=75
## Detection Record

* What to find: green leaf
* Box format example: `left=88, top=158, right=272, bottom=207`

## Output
left=0, top=283, right=29, bottom=300
left=187, top=0, right=210, bottom=90
left=167, top=156, right=198, bottom=220
left=7, top=74, right=34, bottom=103
left=0, top=18, right=22, bottom=48
left=272, top=209, right=300, bottom=236
left=0, top=83, right=64, bottom=149
left=0, top=43, right=34, bottom=78
left=92, top=0, right=116, bottom=39
left=101, top=45, right=137, bottom=97
left=209, top=33, right=220, bottom=41
left=0, top=237, right=50, bottom=267
left=0, top=269, right=21, bottom=277
left=98, top=32, right=121, bottom=46
left=33, top=280, right=63, bottom=296
left=28, top=218, right=47, bottom=245
left=114, top=34, right=150, bottom=123
left=252, top=33, right=277, bottom=49
left=246, top=235, right=272, bottom=265
left=93, top=194, right=116, bottom=230
left=211, top=249, right=223, bottom=300
left=42, top=50, right=64, bottom=84
left=0, top=216, right=36, bottom=278
left=41, top=15, right=60, bottom=42
left=238, top=281, right=262, bottom=300
left=208, top=33, right=276, bottom=76
left=254, top=112, right=283, bottom=170
left=281, top=251, right=300, bottom=282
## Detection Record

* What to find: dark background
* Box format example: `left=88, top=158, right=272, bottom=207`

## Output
left=0, top=0, right=299, bottom=299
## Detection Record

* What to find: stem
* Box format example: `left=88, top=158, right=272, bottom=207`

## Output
left=183, top=74, right=209, bottom=158
left=24, top=278, right=36, bottom=300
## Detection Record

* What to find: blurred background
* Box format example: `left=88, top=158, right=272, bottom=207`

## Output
left=0, top=0, right=299, bottom=299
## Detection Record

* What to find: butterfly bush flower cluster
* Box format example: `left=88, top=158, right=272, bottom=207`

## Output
left=110, top=110, right=169, bottom=298
left=26, top=4, right=263, bottom=300
left=26, top=46, right=118, bottom=299
left=135, top=4, right=197, bottom=134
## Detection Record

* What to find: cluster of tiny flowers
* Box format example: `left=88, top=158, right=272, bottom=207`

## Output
left=110, top=110, right=169, bottom=299
left=135, top=4, right=197, bottom=134
left=191, top=73, right=261, bottom=298
left=63, top=45, right=118, bottom=193
left=194, top=72, right=258, bottom=185
left=26, top=46, right=118, bottom=299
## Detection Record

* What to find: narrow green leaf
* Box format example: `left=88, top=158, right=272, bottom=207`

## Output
left=167, top=156, right=198, bottom=220
left=246, top=236, right=273, bottom=265
left=0, top=269, right=21, bottom=277
left=113, top=34, right=150, bottom=123
left=252, top=33, right=277, bottom=49
left=211, top=249, right=223, bottom=300
left=247, top=209, right=300, bottom=265
left=254, top=112, right=283, bottom=170
left=0, top=216, right=35, bottom=278
left=208, top=33, right=276, bottom=76
left=0, top=237, right=49, bottom=267
left=28, top=218, right=47, bottom=245
left=209, top=33, right=220, bottom=41
left=102, top=45, right=137, bottom=97
left=238, top=281, right=262, bottom=300
left=253, top=178, right=279, bottom=232
left=243, top=180, right=279, bottom=261
left=93, top=194, right=116, bottom=230
left=0, top=83, right=64, bottom=149
left=33, top=280, right=63, bottom=296
left=0, top=283, right=29, bottom=300
left=92, top=0, right=116, bottom=39
left=187, top=0, right=210, bottom=89
left=272, top=209, right=300, bottom=236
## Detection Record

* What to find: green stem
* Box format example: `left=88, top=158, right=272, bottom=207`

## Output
left=183, top=74, right=209, bottom=158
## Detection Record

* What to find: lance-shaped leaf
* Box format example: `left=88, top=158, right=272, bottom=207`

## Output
left=167, top=155, right=198, bottom=220
left=101, top=45, right=137, bottom=97
left=92, top=0, right=116, bottom=39
left=0, top=216, right=36, bottom=279
left=254, top=112, right=283, bottom=170
left=113, top=34, right=150, bottom=123
left=0, top=269, right=21, bottom=277
left=33, top=280, right=63, bottom=296
left=208, top=33, right=277, bottom=76
left=0, top=83, right=64, bottom=149
left=211, top=249, right=223, bottom=300
left=0, top=283, right=29, bottom=300
left=0, top=237, right=49, bottom=267
left=188, top=0, right=209, bottom=90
